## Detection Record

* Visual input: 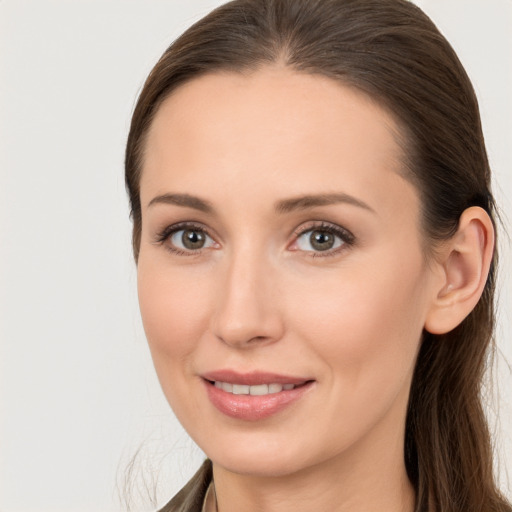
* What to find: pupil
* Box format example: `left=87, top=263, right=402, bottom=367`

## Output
left=310, top=230, right=334, bottom=251
left=182, top=230, right=205, bottom=249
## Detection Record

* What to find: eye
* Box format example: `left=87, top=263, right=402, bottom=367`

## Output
left=296, top=229, right=343, bottom=252
left=291, top=223, right=354, bottom=256
left=155, top=223, right=218, bottom=255
left=170, top=228, right=215, bottom=251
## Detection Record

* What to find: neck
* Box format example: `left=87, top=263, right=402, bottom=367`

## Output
left=212, top=412, right=415, bottom=512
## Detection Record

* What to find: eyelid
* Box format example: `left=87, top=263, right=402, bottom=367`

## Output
left=153, top=220, right=355, bottom=258
left=289, top=221, right=355, bottom=257
left=153, top=221, right=219, bottom=255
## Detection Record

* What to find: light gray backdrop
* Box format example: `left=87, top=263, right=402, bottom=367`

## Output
left=1, top=1, right=511, bottom=511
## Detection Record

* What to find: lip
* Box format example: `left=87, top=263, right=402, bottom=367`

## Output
left=201, top=370, right=315, bottom=421
left=201, top=369, right=311, bottom=386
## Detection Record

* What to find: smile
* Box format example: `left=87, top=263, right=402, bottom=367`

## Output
left=201, top=371, right=315, bottom=421
left=213, top=381, right=297, bottom=395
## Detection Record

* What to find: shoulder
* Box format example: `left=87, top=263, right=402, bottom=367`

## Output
left=158, top=459, right=213, bottom=512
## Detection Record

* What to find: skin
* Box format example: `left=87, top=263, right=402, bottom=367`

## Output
left=136, top=66, right=493, bottom=512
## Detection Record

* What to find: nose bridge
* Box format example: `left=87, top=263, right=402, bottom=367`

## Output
left=212, top=239, right=282, bottom=347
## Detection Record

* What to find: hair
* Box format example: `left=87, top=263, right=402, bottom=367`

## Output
left=125, top=1, right=510, bottom=510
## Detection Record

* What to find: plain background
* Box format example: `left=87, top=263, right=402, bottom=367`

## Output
left=1, top=1, right=511, bottom=511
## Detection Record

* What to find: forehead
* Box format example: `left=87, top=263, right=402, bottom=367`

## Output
left=141, top=66, right=412, bottom=216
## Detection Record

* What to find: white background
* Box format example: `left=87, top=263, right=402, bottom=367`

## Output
left=1, top=1, right=511, bottom=511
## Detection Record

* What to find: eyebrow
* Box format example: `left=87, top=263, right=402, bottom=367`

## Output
left=147, top=193, right=214, bottom=213
left=275, top=193, right=375, bottom=215
left=147, top=192, right=375, bottom=215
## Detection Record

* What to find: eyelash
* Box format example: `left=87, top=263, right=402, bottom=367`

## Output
left=154, top=221, right=214, bottom=257
left=292, top=222, right=355, bottom=258
left=154, top=221, right=355, bottom=258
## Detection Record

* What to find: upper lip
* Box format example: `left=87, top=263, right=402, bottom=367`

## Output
left=201, top=369, right=313, bottom=386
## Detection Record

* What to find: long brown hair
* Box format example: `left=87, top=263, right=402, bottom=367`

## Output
left=125, top=1, right=510, bottom=510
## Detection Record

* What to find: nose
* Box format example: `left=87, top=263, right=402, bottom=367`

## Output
left=211, top=247, right=285, bottom=349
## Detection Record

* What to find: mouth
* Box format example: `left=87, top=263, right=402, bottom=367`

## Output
left=207, top=380, right=308, bottom=395
left=201, top=370, right=315, bottom=421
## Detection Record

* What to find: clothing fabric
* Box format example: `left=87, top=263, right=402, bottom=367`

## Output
left=202, top=482, right=217, bottom=512
left=158, top=459, right=213, bottom=512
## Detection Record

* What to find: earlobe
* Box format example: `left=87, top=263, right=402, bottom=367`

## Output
left=424, top=207, right=494, bottom=335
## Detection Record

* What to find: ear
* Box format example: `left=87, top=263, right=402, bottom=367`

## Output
left=424, top=207, right=495, bottom=335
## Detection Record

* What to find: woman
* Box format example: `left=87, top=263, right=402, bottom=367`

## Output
left=125, top=0, right=511, bottom=510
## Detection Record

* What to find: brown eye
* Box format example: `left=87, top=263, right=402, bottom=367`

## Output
left=168, top=228, right=215, bottom=252
left=309, top=230, right=336, bottom=251
left=293, top=224, right=352, bottom=255
left=182, top=229, right=206, bottom=249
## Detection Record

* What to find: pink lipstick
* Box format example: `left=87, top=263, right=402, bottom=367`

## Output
left=201, top=370, right=314, bottom=421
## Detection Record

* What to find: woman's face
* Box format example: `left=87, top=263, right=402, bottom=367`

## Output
left=137, top=67, right=440, bottom=477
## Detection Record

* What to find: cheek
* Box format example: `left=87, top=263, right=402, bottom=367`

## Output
left=278, top=254, right=430, bottom=458
left=137, top=256, right=212, bottom=365
left=137, top=256, right=218, bottom=428
left=288, top=252, right=428, bottom=395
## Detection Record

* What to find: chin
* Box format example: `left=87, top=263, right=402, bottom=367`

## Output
left=196, top=431, right=327, bottom=478
left=211, top=452, right=307, bottom=478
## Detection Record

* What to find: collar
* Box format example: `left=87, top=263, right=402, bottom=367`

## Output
left=202, top=481, right=217, bottom=512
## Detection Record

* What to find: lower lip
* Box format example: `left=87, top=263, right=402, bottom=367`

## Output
left=203, top=380, right=314, bottom=421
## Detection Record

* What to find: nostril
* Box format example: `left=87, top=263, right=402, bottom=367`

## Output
left=248, top=335, right=268, bottom=343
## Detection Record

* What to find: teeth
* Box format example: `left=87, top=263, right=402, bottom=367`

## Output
left=268, top=383, right=283, bottom=393
left=214, top=381, right=297, bottom=395
left=222, top=382, right=233, bottom=393
left=250, top=384, right=269, bottom=396
left=232, top=384, right=250, bottom=395
left=214, top=381, right=234, bottom=392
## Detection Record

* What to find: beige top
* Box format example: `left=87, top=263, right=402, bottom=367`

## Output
left=201, top=482, right=217, bottom=512
left=158, top=459, right=213, bottom=512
